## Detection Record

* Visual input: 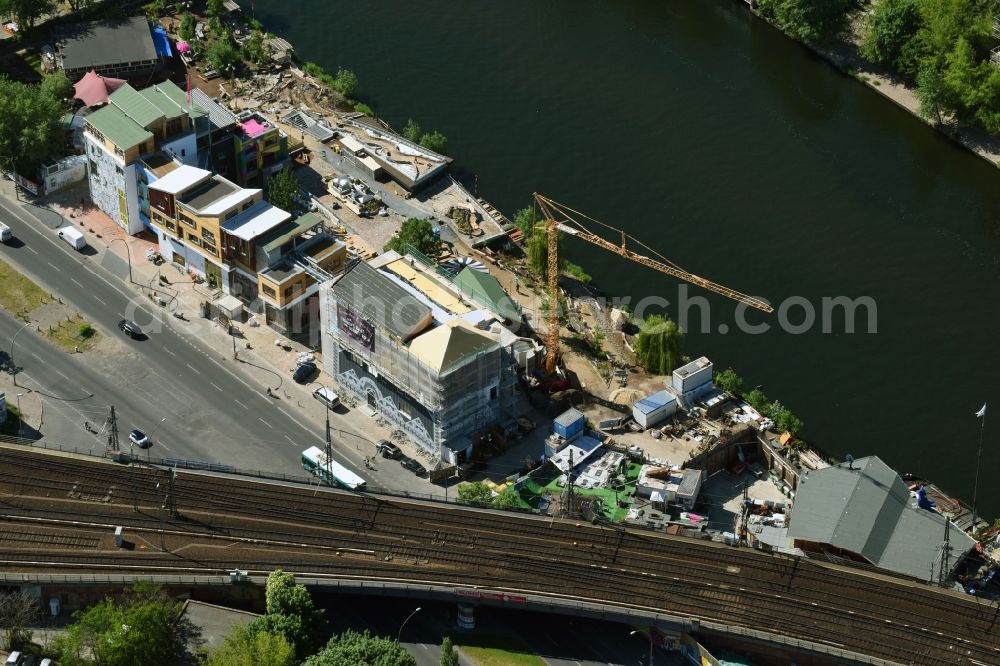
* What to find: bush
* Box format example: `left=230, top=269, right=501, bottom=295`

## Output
left=302, top=62, right=324, bottom=78
left=419, top=130, right=448, bottom=155
left=354, top=101, right=374, bottom=116
left=77, top=322, right=94, bottom=338
left=564, top=261, right=591, bottom=283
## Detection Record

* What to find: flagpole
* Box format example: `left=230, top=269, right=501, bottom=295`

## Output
left=972, top=409, right=985, bottom=533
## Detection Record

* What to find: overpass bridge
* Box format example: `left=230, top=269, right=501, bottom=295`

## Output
left=0, top=445, right=997, bottom=665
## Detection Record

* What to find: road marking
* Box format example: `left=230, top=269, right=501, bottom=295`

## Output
left=47, top=261, right=60, bottom=271
left=210, top=382, right=222, bottom=391
left=70, top=277, right=83, bottom=287
left=235, top=399, right=249, bottom=410
left=283, top=434, right=294, bottom=444
left=26, top=246, right=38, bottom=255
left=163, top=348, right=176, bottom=356
left=258, top=417, right=272, bottom=429
left=185, top=363, right=200, bottom=374
left=93, top=295, right=106, bottom=305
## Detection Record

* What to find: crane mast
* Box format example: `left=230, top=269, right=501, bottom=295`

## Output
left=533, top=193, right=774, bottom=375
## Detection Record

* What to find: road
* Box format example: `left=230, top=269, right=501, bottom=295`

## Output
left=0, top=193, right=432, bottom=494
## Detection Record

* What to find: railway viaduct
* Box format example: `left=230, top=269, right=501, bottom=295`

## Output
left=0, top=445, right=998, bottom=666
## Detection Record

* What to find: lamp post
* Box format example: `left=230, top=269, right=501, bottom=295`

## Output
left=311, top=382, right=334, bottom=479
left=15, top=393, right=23, bottom=438
left=630, top=629, right=653, bottom=666
left=10, top=320, right=30, bottom=387
left=396, top=606, right=421, bottom=644
left=109, top=238, right=133, bottom=283
left=148, top=417, right=167, bottom=459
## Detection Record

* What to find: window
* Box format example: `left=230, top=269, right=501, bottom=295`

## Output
left=204, top=245, right=218, bottom=256
left=165, top=221, right=176, bottom=232
left=262, top=285, right=276, bottom=298
left=115, top=165, right=124, bottom=177
left=284, top=283, right=301, bottom=298
left=201, top=229, right=216, bottom=244
left=187, top=232, right=200, bottom=247
left=179, top=213, right=196, bottom=229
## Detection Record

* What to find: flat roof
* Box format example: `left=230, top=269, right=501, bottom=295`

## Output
left=339, top=134, right=364, bottom=153
left=675, top=356, right=712, bottom=378
left=58, top=17, right=156, bottom=72
left=258, top=213, right=320, bottom=254
left=180, top=177, right=241, bottom=211
left=149, top=164, right=212, bottom=195
left=221, top=201, right=291, bottom=241
left=383, top=257, right=471, bottom=315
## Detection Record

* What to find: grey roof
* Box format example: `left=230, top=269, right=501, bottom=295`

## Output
left=554, top=408, right=584, bottom=429
left=59, top=17, right=156, bottom=72
left=334, top=261, right=432, bottom=340
left=788, top=456, right=975, bottom=579
left=191, top=89, right=238, bottom=130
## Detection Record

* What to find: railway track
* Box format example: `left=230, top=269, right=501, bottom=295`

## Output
left=1, top=446, right=998, bottom=664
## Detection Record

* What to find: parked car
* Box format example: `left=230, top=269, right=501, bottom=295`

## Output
left=292, top=361, right=317, bottom=384
left=376, top=440, right=401, bottom=460
left=117, top=319, right=142, bottom=338
left=129, top=429, right=151, bottom=449
left=400, top=456, right=427, bottom=476
left=0, top=221, right=12, bottom=242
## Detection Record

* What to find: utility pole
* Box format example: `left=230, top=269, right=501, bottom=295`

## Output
left=107, top=405, right=120, bottom=452
left=564, top=449, right=575, bottom=519
left=325, top=401, right=333, bottom=484
left=168, top=467, right=178, bottom=518
left=938, top=514, right=953, bottom=587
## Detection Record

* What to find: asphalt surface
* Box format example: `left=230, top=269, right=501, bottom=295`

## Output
left=0, top=194, right=358, bottom=480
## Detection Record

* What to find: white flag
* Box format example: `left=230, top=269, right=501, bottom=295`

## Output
left=975, top=403, right=986, bottom=418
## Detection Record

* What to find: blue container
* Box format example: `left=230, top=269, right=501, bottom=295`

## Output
left=553, top=408, right=585, bottom=440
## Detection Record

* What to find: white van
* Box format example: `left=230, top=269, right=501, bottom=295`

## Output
left=0, top=221, right=12, bottom=242
left=4, top=651, right=22, bottom=666
left=57, top=226, right=86, bottom=250
left=312, top=386, right=340, bottom=410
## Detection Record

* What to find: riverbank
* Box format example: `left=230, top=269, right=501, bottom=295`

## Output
left=743, top=3, right=1000, bottom=166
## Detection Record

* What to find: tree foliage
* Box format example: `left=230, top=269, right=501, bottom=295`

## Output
left=916, top=62, right=948, bottom=123
left=402, top=118, right=422, bottom=143
left=493, top=488, right=521, bottom=511
left=0, top=590, right=39, bottom=651
left=206, top=0, right=226, bottom=17
left=41, top=71, right=73, bottom=101
left=303, top=629, right=416, bottom=666
left=203, top=625, right=295, bottom=666
left=243, top=30, right=271, bottom=67
left=52, top=582, right=181, bottom=666
left=207, top=35, right=242, bottom=74
left=633, top=315, right=684, bottom=375
left=333, top=68, right=359, bottom=97
left=744, top=388, right=803, bottom=434
left=714, top=367, right=744, bottom=397
left=861, top=0, right=923, bottom=70
left=248, top=570, right=326, bottom=660
left=266, top=168, right=300, bottom=211
left=456, top=481, right=494, bottom=507
left=0, top=76, right=65, bottom=174
left=439, top=637, right=459, bottom=666
left=179, top=12, right=196, bottom=41
left=384, top=217, right=440, bottom=257
left=755, top=0, right=857, bottom=44
left=512, top=206, right=535, bottom=236
left=0, top=0, right=57, bottom=29
left=418, top=130, right=448, bottom=155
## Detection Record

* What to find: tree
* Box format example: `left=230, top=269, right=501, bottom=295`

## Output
left=207, top=35, right=242, bottom=75
left=243, top=30, right=271, bottom=67
left=633, top=315, right=684, bottom=375
left=402, top=118, right=422, bottom=143
left=204, top=625, right=295, bottom=666
left=916, top=62, right=948, bottom=124
left=266, top=168, right=300, bottom=211
left=206, top=0, right=226, bottom=17
left=304, top=630, right=416, bottom=666
left=493, top=488, right=520, bottom=511
left=746, top=388, right=768, bottom=410
left=0, top=0, right=57, bottom=29
left=419, top=130, right=448, bottom=155
left=456, top=481, right=494, bottom=507
left=755, top=0, right=856, bottom=44
left=714, top=367, right=744, bottom=397
left=179, top=12, right=196, bottom=41
left=0, top=590, right=40, bottom=651
left=512, top=206, right=535, bottom=236
left=333, top=68, right=359, bottom=97
left=861, top=0, right=922, bottom=70
left=439, top=637, right=459, bottom=666
left=384, top=217, right=441, bottom=257
left=67, top=0, right=93, bottom=10
left=943, top=37, right=985, bottom=113
left=40, top=71, right=73, bottom=101
left=249, top=570, right=326, bottom=660
left=52, top=582, right=181, bottom=666
left=0, top=77, right=65, bottom=174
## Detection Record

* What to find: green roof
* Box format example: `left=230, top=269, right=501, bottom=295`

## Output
left=149, top=81, right=202, bottom=119
left=139, top=87, right=184, bottom=120
left=85, top=104, right=153, bottom=150
left=452, top=267, right=520, bottom=322
left=258, top=212, right=322, bottom=254
left=108, top=84, right=165, bottom=128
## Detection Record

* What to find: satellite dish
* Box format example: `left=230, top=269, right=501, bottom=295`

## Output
left=846, top=453, right=855, bottom=470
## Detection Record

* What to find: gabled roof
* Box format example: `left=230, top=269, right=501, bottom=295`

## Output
left=191, top=89, right=237, bottom=129
left=408, top=319, right=497, bottom=374
left=452, top=267, right=520, bottom=322
left=139, top=82, right=188, bottom=120
left=334, top=261, right=432, bottom=341
left=788, top=456, right=975, bottom=579
left=85, top=103, right=153, bottom=151
left=109, top=84, right=164, bottom=128
left=58, top=17, right=156, bottom=73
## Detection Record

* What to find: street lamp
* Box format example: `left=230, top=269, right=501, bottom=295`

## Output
left=10, top=320, right=31, bottom=387
left=109, top=238, right=134, bottom=283
left=310, top=382, right=334, bottom=471
left=630, top=629, right=653, bottom=666
left=148, top=417, right=167, bottom=459
left=396, top=606, right=421, bottom=644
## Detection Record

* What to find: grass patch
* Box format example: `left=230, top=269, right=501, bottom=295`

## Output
left=46, top=317, right=100, bottom=353
left=19, top=47, right=42, bottom=74
left=0, top=257, right=49, bottom=315
left=460, top=635, right=544, bottom=666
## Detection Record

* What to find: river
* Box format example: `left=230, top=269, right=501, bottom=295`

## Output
left=249, top=0, right=1000, bottom=518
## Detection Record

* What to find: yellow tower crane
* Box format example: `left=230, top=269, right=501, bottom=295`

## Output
left=532, top=193, right=775, bottom=376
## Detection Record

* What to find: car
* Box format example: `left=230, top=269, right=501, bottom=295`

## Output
left=376, top=440, right=402, bottom=460
left=129, top=429, right=151, bottom=449
left=292, top=361, right=317, bottom=384
left=118, top=319, right=142, bottom=338
left=400, top=456, right=427, bottom=476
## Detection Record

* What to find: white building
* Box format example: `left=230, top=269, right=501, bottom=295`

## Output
left=636, top=465, right=705, bottom=510
left=631, top=389, right=677, bottom=428
left=669, top=356, right=714, bottom=407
